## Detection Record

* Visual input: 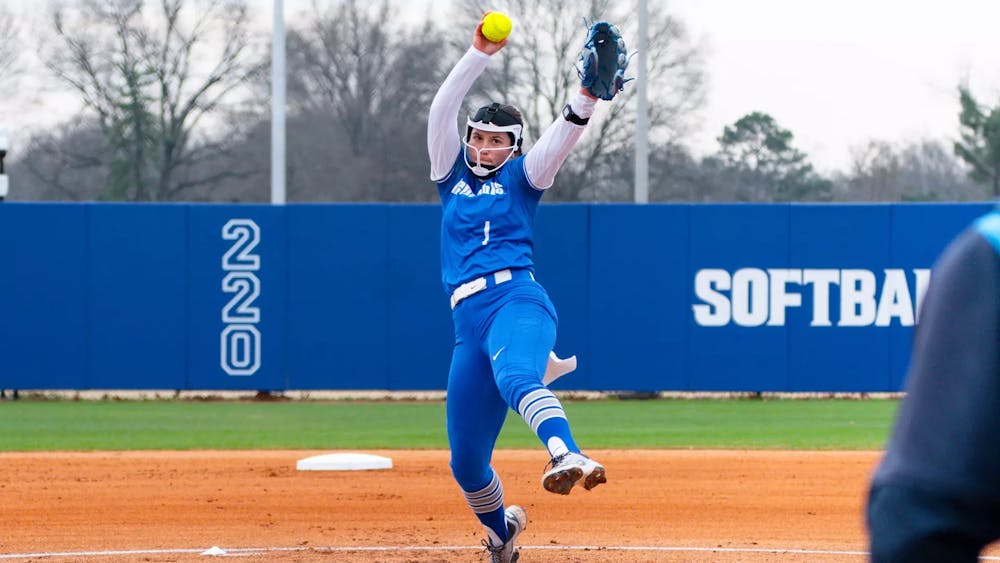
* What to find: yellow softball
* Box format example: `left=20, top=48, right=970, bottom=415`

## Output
left=482, top=12, right=512, bottom=43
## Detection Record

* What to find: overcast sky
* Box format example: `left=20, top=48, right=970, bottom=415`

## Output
left=668, top=0, right=1000, bottom=171
left=4, top=0, right=999, bottom=173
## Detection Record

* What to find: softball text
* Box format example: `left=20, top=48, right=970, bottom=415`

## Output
left=693, top=268, right=931, bottom=327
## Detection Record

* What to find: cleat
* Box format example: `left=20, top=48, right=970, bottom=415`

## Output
left=483, top=505, right=527, bottom=563
left=541, top=452, right=606, bottom=494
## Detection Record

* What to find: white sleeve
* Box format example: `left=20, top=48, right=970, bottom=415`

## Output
left=427, top=47, right=491, bottom=182
left=523, top=91, right=598, bottom=190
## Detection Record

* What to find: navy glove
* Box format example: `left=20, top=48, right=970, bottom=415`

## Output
left=578, top=21, right=630, bottom=101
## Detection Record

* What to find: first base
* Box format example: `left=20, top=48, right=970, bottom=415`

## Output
left=296, top=453, right=393, bottom=471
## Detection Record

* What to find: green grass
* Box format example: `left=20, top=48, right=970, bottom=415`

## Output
left=0, top=398, right=899, bottom=451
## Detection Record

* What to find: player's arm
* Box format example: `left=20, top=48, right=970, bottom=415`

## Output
left=522, top=88, right=597, bottom=190
left=524, top=20, right=629, bottom=190
left=427, top=21, right=506, bottom=182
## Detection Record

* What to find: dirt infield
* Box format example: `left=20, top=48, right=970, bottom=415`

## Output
left=1, top=449, right=882, bottom=562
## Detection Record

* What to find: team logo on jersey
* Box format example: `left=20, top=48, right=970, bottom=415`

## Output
left=451, top=179, right=505, bottom=198
left=451, top=180, right=475, bottom=197
left=478, top=182, right=505, bottom=195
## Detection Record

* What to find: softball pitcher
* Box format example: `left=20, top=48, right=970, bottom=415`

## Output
left=426, top=13, right=628, bottom=563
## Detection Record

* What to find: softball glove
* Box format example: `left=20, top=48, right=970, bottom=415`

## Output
left=578, top=21, right=630, bottom=101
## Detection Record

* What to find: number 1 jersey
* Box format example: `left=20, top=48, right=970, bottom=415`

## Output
left=436, top=152, right=543, bottom=295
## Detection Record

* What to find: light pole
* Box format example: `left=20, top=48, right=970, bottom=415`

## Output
left=271, top=0, right=286, bottom=204
left=634, top=0, right=649, bottom=204
left=0, top=127, right=9, bottom=201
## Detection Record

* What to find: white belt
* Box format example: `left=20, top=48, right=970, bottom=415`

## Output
left=451, top=269, right=533, bottom=309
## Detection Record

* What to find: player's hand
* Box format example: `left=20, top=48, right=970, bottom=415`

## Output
left=473, top=15, right=506, bottom=56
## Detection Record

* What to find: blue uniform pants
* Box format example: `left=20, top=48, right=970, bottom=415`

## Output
left=447, top=276, right=555, bottom=480
left=446, top=274, right=575, bottom=539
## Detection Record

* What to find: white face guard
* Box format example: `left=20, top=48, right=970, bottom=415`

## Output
left=464, top=119, right=523, bottom=177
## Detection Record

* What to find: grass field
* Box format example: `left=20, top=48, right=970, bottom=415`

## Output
left=0, top=398, right=899, bottom=451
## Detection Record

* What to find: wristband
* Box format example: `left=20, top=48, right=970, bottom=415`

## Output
left=562, top=104, right=590, bottom=126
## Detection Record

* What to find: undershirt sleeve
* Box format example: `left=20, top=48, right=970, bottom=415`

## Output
left=523, top=91, right=596, bottom=190
left=427, top=48, right=490, bottom=182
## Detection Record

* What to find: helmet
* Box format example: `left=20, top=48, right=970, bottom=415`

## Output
left=464, top=102, right=523, bottom=177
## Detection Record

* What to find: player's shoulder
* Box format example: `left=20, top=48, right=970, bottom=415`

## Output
left=435, top=152, right=468, bottom=186
left=496, top=155, right=531, bottom=187
left=974, top=209, right=1000, bottom=254
left=935, top=221, right=1000, bottom=281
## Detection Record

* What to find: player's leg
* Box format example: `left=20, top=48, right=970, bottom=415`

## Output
left=487, top=300, right=574, bottom=453
left=446, top=336, right=514, bottom=547
left=487, top=295, right=606, bottom=494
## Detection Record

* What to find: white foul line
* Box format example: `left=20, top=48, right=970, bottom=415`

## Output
left=2, top=545, right=1000, bottom=561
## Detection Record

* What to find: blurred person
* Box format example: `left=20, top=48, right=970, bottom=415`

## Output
left=867, top=208, right=1000, bottom=562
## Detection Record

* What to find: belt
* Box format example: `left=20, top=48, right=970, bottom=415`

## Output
left=450, top=269, right=535, bottom=309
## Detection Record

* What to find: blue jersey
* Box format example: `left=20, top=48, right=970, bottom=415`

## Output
left=436, top=152, right=543, bottom=294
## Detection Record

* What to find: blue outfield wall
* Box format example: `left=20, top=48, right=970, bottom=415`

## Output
left=0, top=201, right=991, bottom=392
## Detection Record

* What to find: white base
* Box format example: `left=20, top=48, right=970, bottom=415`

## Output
left=296, top=453, right=393, bottom=471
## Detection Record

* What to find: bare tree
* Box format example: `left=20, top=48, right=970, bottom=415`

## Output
left=448, top=0, right=707, bottom=201
left=645, top=142, right=706, bottom=202
left=0, top=5, right=18, bottom=80
left=14, top=118, right=109, bottom=201
left=38, top=0, right=263, bottom=201
left=845, top=140, right=901, bottom=201
left=280, top=0, right=444, bottom=201
left=899, top=140, right=985, bottom=200
left=835, top=138, right=986, bottom=202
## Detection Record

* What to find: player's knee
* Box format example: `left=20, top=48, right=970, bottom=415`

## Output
left=495, top=366, right=542, bottom=407
left=449, top=455, right=491, bottom=489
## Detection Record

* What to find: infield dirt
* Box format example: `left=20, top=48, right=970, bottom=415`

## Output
left=0, top=449, right=933, bottom=562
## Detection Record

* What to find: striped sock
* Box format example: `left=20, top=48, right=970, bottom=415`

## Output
left=461, top=470, right=508, bottom=545
left=516, top=387, right=580, bottom=456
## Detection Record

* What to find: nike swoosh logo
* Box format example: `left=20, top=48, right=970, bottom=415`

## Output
left=492, top=346, right=506, bottom=361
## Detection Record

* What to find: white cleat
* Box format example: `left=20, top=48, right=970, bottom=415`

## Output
left=541, top=452, right=606, bottom=495
left=483, top=505, right=527, bottom=563
left=543, top=351, right=577, bottom=386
